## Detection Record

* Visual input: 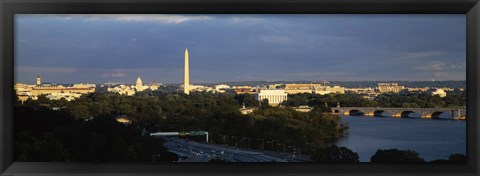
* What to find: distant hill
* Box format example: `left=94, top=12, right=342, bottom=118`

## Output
left=330, top=81, right=466, bottom=89
left=195, top=80, right=466, bottom=89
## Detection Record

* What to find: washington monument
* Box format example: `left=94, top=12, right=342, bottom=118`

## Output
left=184, top=48, right=190, bottom=95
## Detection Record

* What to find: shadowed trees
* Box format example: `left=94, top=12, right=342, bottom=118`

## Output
left=14, top=106, right=176, bottom=162
left=282, top=91, right=465, bottom=109
left=370, top=149, right=425, bottom=163
left=16, top=91, right=349, bottom=158
left=430, top=154, right=467, bottom=163
left=14, top=88, right=466, bottom=162
left=311, top=145, right=359, bottom=163
left=234, top=94, right=259, bottom=107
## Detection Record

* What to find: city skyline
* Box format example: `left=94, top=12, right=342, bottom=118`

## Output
left=16, top=74, right=467, bottom=85
left=15, top=14, right=466, bottom=84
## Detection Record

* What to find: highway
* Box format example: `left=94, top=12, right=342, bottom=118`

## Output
left=164, top=138, right=304, bottom=162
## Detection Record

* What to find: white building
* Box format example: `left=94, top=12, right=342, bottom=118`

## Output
left=107, top=77, right=161, bottom=96
left=430, top=89, right=447, bottom=97
left=314, top=85, right=345, bottom=95
left=294, top=105, right=313, bottom=112
left=14, top=76, right=95, bottom=103
left=214, top=84, right=230, bottom=93
left=377, top=83, right=404, bottom=93
left=107, top=84, right=136, bottom=96
left=149, top=84, right=159, bottom=91
left=135, top=77, right=144, bottom=91
left=181, top=84, right=214, bottom=93
left=73, top=83, right=96, bottom=88
left=256, top=89, right=288, bottom=105
left=45, top=92, right=82, bottom=101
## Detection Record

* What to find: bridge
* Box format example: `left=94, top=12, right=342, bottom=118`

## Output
left=151, top=131, right=209, bottom=142
left=330, top=107, right=466, bottom=119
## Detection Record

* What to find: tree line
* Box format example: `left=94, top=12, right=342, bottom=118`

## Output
left=15, top=90, right=465, bottom=162
left=17, top=91, right=348, bottom=159
left=282, top=91, right=466, bottom=109
left=311, top=145, right=466, bottom=163
left=15, top=106, right=177, bottom=162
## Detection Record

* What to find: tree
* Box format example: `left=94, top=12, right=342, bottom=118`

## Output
left=17, top=90, right=350, bottom=161
left=370, top=149, right=425, bottom=163
left=69, top=104, right=91, bottom=119
left=311, top=145, right=359, bottom=163
left=283, top=94, right=309, bottom=107
left=118, top=103, right=134, bottom=115
left=430, top=154, right=466, bottom=163
left=234, top=94, right=259, bottom=107
left=36, top=95, right=50, bottom=104
left=89, top=101, right=112, bottom=117
left=14, top=92, right=21, bottom=105
left=447, top=154, right=466, bottom=163
left=259, top=99, right=270, bottom=109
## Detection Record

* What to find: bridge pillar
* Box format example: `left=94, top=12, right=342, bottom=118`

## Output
left=421, top=114, right=431, bottom=119
left=365, top=111, right=374, bottom=117
left=383, top=110, right=398, bottom=118
left=419, top=112, right=429, bottom=119
left=392, top=113, right=402, bottom=118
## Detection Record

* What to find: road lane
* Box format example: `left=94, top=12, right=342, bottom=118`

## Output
left=163, top=138, right=298, bottom=162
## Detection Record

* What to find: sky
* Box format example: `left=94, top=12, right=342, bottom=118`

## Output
left=15, top=14, right=466, bottom=84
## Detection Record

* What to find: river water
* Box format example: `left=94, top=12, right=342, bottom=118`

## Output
left=336, top=116, right=466, bottom=162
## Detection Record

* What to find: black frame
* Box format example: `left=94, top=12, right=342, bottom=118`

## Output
left=1, top=0, right=479, bottom=175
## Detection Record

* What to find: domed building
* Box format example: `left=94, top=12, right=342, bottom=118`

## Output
left=135, top=76, right=144, bottom=91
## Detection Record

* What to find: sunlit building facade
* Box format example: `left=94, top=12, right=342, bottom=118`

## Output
left=135, top=76, right=144, bottom=91
left=284, top=83, right=345, bottom=95
left=430, top=88, right=447, bottom=97
left=284, top=83, right=315, bottom=94
left=377, top=83, right=405, bottom=93
left=14, top=76, right=96, bottom=103
left=314, top=85, right=345, bottom=95
left=256, top=89, right=288, bottom=105
left=214, top=84, right=230, bottom=93
left=107, top=76, right=159, bottom=96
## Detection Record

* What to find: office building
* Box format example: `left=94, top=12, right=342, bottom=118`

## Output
left=377, top=83, right=405, bottom=93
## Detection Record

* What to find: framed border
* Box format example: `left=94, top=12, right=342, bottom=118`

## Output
left=1, top=0, right=479, bottom=175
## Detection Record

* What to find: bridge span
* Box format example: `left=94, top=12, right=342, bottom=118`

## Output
left=330, top=107, right=466, bottom=120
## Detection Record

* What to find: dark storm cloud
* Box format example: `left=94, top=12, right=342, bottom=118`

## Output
left=15, top=14, right=465, bottom=84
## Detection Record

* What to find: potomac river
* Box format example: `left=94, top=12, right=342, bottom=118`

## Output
left=336, top=116, right=466, bottom=162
